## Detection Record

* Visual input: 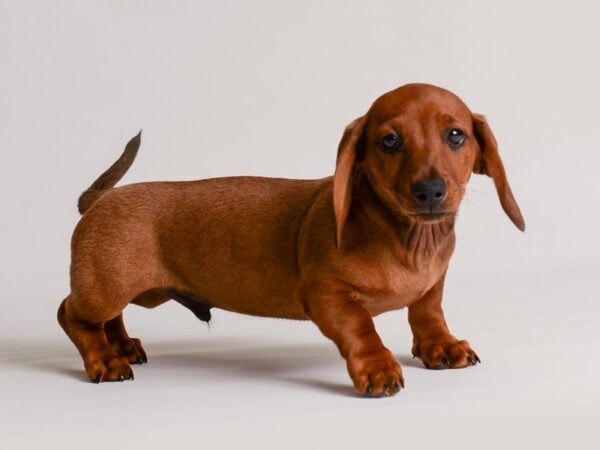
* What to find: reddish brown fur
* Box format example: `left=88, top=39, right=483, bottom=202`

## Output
left=58, top=83, right=524, bottom=396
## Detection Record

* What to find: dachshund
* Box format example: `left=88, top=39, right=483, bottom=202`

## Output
left=57, top=83, right=524, bottom=396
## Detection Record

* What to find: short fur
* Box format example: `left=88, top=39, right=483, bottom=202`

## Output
left=58, top=83, right=524, bottom=395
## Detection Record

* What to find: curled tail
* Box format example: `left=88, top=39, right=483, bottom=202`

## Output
left=77, top=131, right=142, bottom=214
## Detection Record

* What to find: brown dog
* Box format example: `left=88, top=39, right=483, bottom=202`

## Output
left=58, top=83, right=524, bottom=396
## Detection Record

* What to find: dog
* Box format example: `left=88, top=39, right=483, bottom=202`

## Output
left=58, top=83, right=524, bottom=396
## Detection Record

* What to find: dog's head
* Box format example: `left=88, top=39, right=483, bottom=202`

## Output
left=333, top=83, right=524, bottom=247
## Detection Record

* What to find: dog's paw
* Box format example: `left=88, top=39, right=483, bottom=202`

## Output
left=111, top=337, right=148, bottom=365
left=412, top=336, right=480, bottom=370
left=84, top=352, right=134, bottom=383
left=348, top=350, right=404, bottom=397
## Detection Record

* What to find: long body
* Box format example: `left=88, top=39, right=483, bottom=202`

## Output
left=72, top=176, right=451, bottom=321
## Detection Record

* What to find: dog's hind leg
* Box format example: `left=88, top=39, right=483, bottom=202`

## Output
left=58, top=294, right=133, bottom=382
left=104, top=313, right=147, bottom=365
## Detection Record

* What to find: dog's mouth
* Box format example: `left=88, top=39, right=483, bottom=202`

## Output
left=409, top=210, right=455, bottom=222
left=376, top=183, right=457, bottom=224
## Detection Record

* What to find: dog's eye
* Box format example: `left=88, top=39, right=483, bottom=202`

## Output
left=379, top=133, right=403, bottom=154
left=446, top=128, right=466, bottom=149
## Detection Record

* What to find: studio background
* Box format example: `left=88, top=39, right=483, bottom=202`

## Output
left=1, top=1, right=598, bottom=448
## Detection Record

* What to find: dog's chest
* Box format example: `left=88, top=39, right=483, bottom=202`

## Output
left=352, top=249, right=448, bottom=316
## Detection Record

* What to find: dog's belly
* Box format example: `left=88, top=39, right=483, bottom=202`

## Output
left=163, top=243, right=311, bottom=320
left=178, top=276, right=309, bottom=320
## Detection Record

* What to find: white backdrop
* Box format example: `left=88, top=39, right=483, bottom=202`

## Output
left=1, top=1, right=599, bottom=448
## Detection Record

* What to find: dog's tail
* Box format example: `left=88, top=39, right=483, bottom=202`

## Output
left=77, top=131, right=142, bottom=215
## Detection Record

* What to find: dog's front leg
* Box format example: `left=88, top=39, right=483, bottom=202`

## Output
left=408, top=273, right=480, bottom=369
left=301, top=283, right=403, bottom=396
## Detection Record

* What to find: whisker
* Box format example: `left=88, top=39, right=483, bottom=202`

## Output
left=466, top=187, right=487, bottom=195
left=464, top=192, right=485, bottom=202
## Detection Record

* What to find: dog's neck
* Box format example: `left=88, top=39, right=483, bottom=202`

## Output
left=351, top=174, right=456, bottom=263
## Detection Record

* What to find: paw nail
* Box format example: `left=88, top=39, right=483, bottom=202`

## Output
left=475, top=355, right=481, bottom=364
left=93, top=374, right=101, bottom=384
left=118, top=375, right=125, bottom=382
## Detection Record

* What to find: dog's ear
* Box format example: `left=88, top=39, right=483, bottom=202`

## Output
left=472, top=113, right=525, bottom=231
left=333, top=115, right=367, bottom=248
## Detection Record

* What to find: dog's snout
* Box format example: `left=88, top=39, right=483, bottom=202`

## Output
left=412, top=178, right=447, bottom=206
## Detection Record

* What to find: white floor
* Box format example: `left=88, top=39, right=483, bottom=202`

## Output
left=1, top=265, right=598, bottom=449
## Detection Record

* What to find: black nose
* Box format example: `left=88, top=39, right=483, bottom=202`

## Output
left=412, top=178, right=447, bottom=206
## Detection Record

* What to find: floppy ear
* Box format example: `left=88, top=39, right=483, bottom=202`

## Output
left=472, top=113, right=525, bottom=231
left=333, top=115, right=367, bottom=248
